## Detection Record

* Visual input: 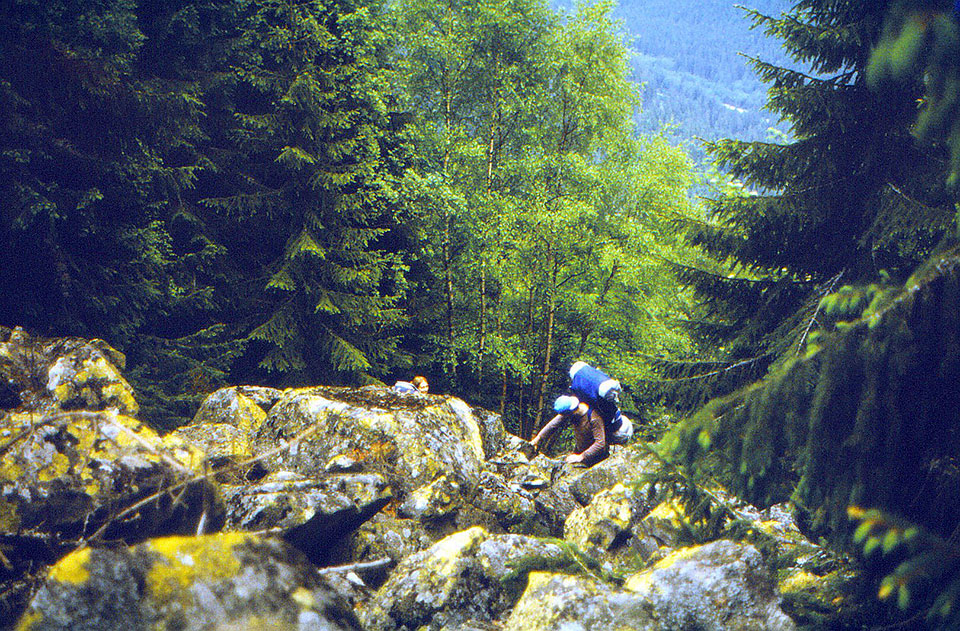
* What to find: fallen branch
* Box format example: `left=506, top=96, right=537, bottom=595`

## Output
left=317, top=558, right=392, bottom=575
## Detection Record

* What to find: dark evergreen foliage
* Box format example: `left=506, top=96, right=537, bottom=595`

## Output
left=0, top=0, right=242, bottom=427
left=201, top=0, right=413, bottom=385
left=655, top=0, right=957, bottom=410
left=0, top=0, right=418, bottom=425
left=661, top=245, right=960, bottom=627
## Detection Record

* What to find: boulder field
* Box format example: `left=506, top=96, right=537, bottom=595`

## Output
left=1, top=327, right=850, bottom=630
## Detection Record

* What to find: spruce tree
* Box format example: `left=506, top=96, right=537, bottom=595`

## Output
left=660, top=0, right=956, bottom=407
left=201, top=0, right=412, bottom=385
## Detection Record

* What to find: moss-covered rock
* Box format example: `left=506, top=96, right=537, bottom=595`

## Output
left=220, top=470, right=392, bottom=565
left=623, top=539, right=796, bottom=631
left=15, top=532, right=364, bottom=631
left=0, top=329, right=137, bottom=416
left=564, top=483, right=653, bottom=556
left=254, top=386, right=486, bottom=501
left=359, top=526, right=565, bottom=631
left=565, top=445, right=660, bottom=507
left=504, top=571, right=655, bottom=630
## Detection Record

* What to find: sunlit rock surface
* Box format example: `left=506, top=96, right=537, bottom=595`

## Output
left=255, top=386, right=486, bottom=498
left=0, top=330, right=843, bottom=630
left=359, top=526, right=565, bottom=631
left=168, top=386, right=273, bottom=474
left=624, top=540, right=796, bottom=631
left=505, top=571, right=655, bottom=630
left=564, top=482, right=652, bottom=555
left=15, top=532, right=363, bottom=631
left=506, top=540, right=796, bottom=631
left=0, top=327, right=136, bottom=416
left=565, top=446, right=660, bottom=507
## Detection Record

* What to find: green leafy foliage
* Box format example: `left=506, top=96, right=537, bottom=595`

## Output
left=393, top=0, right=702, bottom=435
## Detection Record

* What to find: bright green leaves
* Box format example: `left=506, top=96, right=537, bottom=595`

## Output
left=392, top=0, right=701, bottom=431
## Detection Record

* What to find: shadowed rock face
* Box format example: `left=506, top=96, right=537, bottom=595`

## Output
left=15, top=533, right=364, bottom=631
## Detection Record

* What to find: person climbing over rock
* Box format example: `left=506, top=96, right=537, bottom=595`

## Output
left=529, top=362, right=633, bottom=466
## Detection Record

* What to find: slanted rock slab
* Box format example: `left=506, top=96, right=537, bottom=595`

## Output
left=254, top=386, right=486, bottom=498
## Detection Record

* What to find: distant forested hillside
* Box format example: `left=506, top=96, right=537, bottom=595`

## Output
left=553, top=0, right=796, bottom=155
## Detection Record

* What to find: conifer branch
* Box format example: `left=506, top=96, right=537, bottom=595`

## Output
left=640, top=354, right=770, bottom=384
left=795, top=270, right=844, bottom=355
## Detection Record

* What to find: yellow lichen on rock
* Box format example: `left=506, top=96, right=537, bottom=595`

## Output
left=779, top=569, right=821, bottom=594
left=291, top=587, right=316, bottom=610
left=48, top=354, right=139, bottom=415
left=47, top=547, right=92, bottom=585
left=624, top=568, right=655, bottom=593
left=36, top=452, right=71, bottom=482
left=233, top=393, right=267, bottom=435
left=645, top=498, right=686, bottom=527
left=0, top=458, right=24, bottom=483
left=13, top=609, right=42, bottom=631
left=624, top=543, right=704, bottom=589
left=145, top=533, right=249, bottom=606
left=431, top=526, right=487, bottom=576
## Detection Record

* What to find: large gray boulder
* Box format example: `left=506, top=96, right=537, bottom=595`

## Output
left=1, top=409, right=221, bottom=549
left=505, top=540, right=795, bottom=631
left=359, top=526, right=565, bottom=631
left=565, top=445, right=660, bottom=506
left=623, top=539, right=796, bottom=631
left=504, top=571, right=654, bottom=631
left=221, top=469, right=392, bottom=564
left=15, top=532, right=363, bottom=631
left=254, top=386, right=487, bottom=500
left=564, top=482, right=654, bottom=556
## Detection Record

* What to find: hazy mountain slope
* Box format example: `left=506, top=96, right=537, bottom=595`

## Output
left=553, top=0, right=797, bottom=155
